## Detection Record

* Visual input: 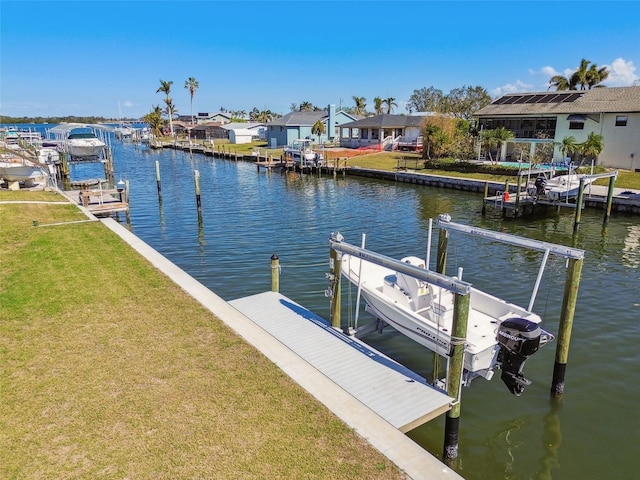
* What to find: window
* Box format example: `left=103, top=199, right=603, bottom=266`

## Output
left=569, top=122, right=584, bottom=130
left=616, top=115, right=628, bottom=126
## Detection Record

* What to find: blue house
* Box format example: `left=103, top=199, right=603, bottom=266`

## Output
left=266, top=104, right=358, bottom=147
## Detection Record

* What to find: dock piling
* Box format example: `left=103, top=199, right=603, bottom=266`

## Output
left=155, top=160, right=162, bottom=201
left=271, top=254, right=280, bottom=292
left=194, top=170, right=202, bottom=216
left=443, top=291, right=470, bottom=467
left=551, top=257, right=584, bottom=397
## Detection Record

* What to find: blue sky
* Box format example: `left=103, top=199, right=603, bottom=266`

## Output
left=2, top=0, right=639, bottom=119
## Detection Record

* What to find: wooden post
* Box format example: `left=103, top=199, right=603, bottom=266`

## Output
left=604, top=175, right=616, bottom=223
left=436, top=228, right=449, bottom=274
left=194, top=170, right=202, bottom=216
left=514, top=174, right=522, bottom=218
left=329, top=247, right=342, bottom=329
left=271, top=254, right=280, bottom=292
left=155, top=160, right=162, bottom=201
left=443, top=290, right=470, bottom=467
left=502, top=180, right=509, bottom=218
left=551, top=257, right=584, bottom=397
left=572, top=178, right=586, bottom=233
left=125, top=180, right=131, bottom=225
left=481, top=181, right=489, bottom=216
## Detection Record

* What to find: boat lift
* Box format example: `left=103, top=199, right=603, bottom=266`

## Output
left=328, top=215, right=586, bottom=464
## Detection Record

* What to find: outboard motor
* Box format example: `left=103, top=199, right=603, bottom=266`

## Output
left=534, top=175, right=547, bottom=195
left=497, top=318, right=542, bottom=396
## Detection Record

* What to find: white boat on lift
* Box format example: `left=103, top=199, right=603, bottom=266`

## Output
left=341, top=254, right=547, bottom=391
left=331, top=217, right=578, bottom=396
left=47, top=124, right=109, bottom=161
left=283, top=139, right=324, bottom=166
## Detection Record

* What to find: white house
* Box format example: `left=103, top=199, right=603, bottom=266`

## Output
left=474, top=86, right=640, bottom=170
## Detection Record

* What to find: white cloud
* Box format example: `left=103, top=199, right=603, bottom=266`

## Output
left=491, top=80, right=533, bottom=97
left=603, top=58, right=638, bottom=86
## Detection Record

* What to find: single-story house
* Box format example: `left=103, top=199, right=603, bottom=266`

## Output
left=266, top=104, right=358, bottom=148
left=339, top=114, right=426, bottom=150
left=222, top=122, right=265, bottom=143
left=196, top=112, right=233, bottom=125
left=474, top=86, right=640, bottom=170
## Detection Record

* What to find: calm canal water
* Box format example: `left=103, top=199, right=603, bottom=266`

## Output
left=21, top=125, right=640, bottom=479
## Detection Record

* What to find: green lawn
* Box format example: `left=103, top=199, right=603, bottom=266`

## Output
left=0, top=194, right=404, bottom=479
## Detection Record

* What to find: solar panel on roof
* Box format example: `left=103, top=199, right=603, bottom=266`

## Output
left=524, top=94, right=547, bottom=103
left=503, top=96, right=523, bottom=104
left=562, top=93, right=583, bottom=102
left=493, top=97, right=510, bottom=105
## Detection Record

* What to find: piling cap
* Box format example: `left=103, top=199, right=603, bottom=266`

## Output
left=271, top=253, right=279, bottom=260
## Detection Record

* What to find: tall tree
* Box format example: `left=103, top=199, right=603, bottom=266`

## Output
left=352, top=96, right=367, bottom=115
left=383, top=97, right=397, bottom=114
left=443, top=85, right=491, bottom=120
left=184, top=77, right=199, bottom=126
left=156, top=79, right=174, bottom=136
left=548, top=58, right=609, bottom=91
left=408, top=86, right=444, bottom=113
left=311, top=119, right=326, bottom=144
left=299, top=101, right=314, bottom=111
left=373, top=97, right=384, bottom=115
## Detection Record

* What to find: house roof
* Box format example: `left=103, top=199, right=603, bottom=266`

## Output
left=475, top=86, right=640, bottom=117
left=222, top=122, right=264, bottom=130
left=340, top=114, right=426, bottom=129
left=268, top=110, right=328, bottom=126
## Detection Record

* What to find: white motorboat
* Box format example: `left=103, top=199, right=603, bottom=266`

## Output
left=66, top=128, right=107, bottom=159
left=283, top=139, right=324, bottom=166
left=47, top=124, right=109, bottom=160
left=0, top=160, right=48, bottom=186
left=341, top=253, right=551, bottom=395
left=114, top=122, right=135, bottom=139
left=530, top=170, right=596, bottom=202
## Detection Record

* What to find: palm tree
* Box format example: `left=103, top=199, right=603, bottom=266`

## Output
left=256, top=110, right=274, bottom=123
left=352, top=96, right=366, bottom=116
left=311, top=119, right=326, bottom=144
left=373, top=97, right=384, bottom=115
left=587, top=64, right=609, bottom=89
left=156, top=79, right=174, bottom=136
left=570, top=58, right=591, bottom=90
left=384, top=97, right=397, bottom=114
left=299, top=101, right=313, bottom=111
left=548, top=75, right=571, bottom=91
left=558, top=135, right=579, bottom=161
left=580, top=132, right=604, bottom=165
left=184, top=77, right=199, bottom=127
left=548, top=59, right=610, bottom=91
left=143, top=105, right=164, bottom=137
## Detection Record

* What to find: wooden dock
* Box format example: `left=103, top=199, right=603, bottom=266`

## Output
left=229, top=291, right=453, bottom=433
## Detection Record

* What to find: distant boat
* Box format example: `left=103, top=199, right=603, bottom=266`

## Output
left=529, top=169, right=600, bottom=202
left=114, top=122, right=135, bottom=140
left=283, top=139, right=324, bottom=166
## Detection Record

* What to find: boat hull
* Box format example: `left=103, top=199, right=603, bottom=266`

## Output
left=0, top=163, right=48, bottom=184
left=67, top=139, right=106, bottom=159
left=341, top=254, right=542, bottom=381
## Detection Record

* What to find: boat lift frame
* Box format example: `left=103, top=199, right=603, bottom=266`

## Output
left=328, top=215, right=586, bottom=465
